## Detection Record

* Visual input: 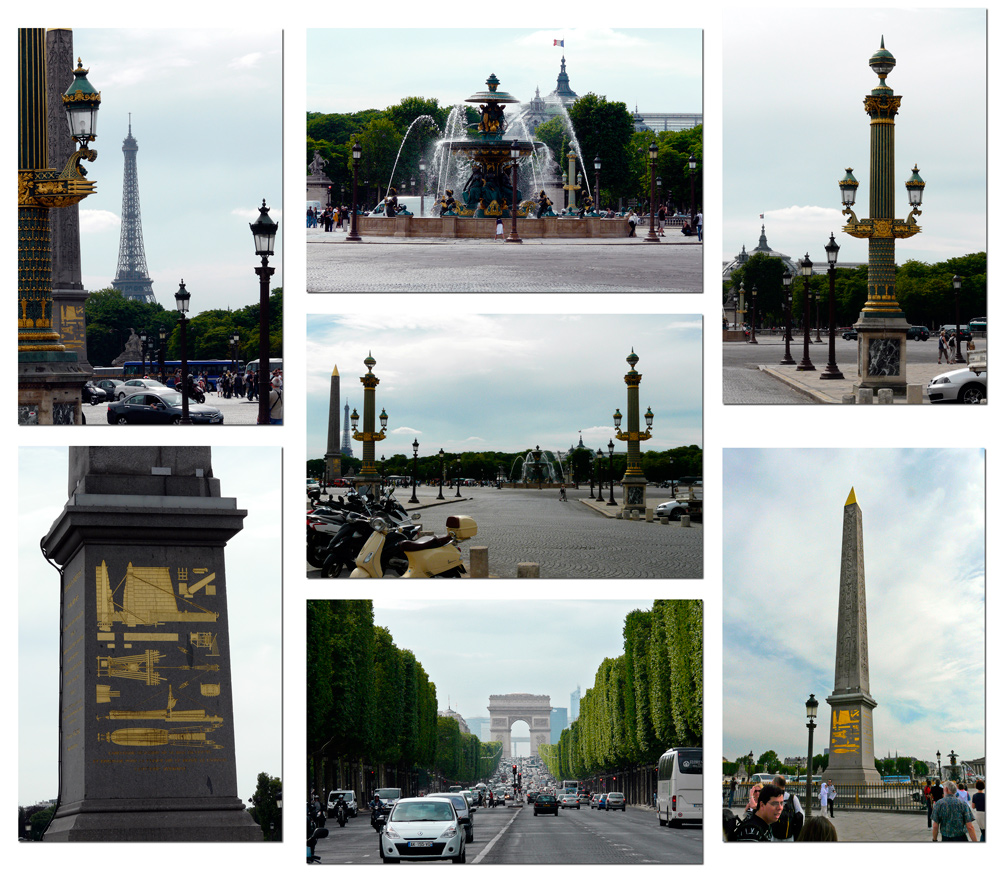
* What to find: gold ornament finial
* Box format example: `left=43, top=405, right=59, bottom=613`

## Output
left=845, top=487, right=857, bottom=506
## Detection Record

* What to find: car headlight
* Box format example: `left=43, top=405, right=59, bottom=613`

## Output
left=384, top=826, right=400, bottom=840
left=929, top=377, right=951, bottom=386
left=440, top=825, right=458, bottom=838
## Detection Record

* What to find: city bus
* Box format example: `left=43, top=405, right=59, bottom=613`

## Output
left=656, top=747, right=702, bottom=827
left=245, top=357, right=282, bottom=377
left=561, top=780, right=580, bottom=794
left=93, top=359, right=242, bottom=391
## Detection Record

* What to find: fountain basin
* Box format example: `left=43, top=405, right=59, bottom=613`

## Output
left=357, top=215, right=630, bottom=239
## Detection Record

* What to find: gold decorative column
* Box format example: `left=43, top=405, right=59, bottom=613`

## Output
left=352, top=353, right=387, bottom=486
left=614, top=350, right=654, bottom=514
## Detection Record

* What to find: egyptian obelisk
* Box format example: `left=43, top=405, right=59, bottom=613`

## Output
left=825, top=487, right=880, bottom=784
left=40, top=447, right=262, bottom=840
left=325, top=365, right=341, bottom=480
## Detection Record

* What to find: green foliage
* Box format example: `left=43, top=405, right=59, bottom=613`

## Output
left=548, top=601, right=702, bottom=779
left=728, top=253, right=788, bottom=326
left=247, top=772, right=283, bottom=840
left=567, top=94, right=636, bottom=208
left=631, top=126, right=702, bottom=213
left=756, top=750, right=781, bottom=773
left=353, top=116, right=402, bottom=198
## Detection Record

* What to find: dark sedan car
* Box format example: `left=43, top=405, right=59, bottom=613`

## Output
left=533, top=793, right=558, bottom=816
left=107, top=390, right=224, bottom=425
left=84, top=382, right=110, bottom=405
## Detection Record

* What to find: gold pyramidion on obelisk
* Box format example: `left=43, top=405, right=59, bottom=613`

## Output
left=826, top=486, right=881, bottom=784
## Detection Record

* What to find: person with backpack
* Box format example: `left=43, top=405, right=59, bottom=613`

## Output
left=770, top=775, right=804, bottom=841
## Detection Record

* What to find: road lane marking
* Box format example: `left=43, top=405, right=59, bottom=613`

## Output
left=471, top=807, right=522, bottom=864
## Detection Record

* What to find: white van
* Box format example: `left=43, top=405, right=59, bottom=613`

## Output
left=656, top=747, right=702, bottom=827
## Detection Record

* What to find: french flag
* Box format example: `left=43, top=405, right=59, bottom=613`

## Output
left=554, top=39, right=564, bottom=47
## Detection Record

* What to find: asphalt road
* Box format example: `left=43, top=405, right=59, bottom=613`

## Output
left=311, top=803, right=701, bottom=864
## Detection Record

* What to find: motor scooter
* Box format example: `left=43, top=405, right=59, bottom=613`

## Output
left=351, top=515, right=477, bottom=578
left=307, top=825, right=329, bottom=863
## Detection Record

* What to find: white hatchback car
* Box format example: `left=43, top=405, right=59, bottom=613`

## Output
left=380, top=797, right=466, bottom=864
left=927, top=365, right=987, bottom=404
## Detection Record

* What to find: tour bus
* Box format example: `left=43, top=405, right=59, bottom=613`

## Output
left=561, top=780, right=580, bottom=794
left=656, top=747, right=702, bottom=827
left=245, top=357, right=282, bottom=377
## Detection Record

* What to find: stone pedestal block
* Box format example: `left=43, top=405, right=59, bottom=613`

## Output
left=877, top=388, right=894, bottom=404
left=856, top=317, right=910, bottom=394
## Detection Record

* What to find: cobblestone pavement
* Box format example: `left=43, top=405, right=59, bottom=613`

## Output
left=81, top=392, right=268, bottom=426
left=307, top=230, right=703, bottom=293
left=308, top=485, right=702, bottom=579
left=722, top=337, right=981, bottom=404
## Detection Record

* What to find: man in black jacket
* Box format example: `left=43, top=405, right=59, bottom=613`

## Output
left=731, top=784, right=784, bottom=841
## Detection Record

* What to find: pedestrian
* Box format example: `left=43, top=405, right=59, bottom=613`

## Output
left=731, top=783, right=783, bottom=841
left=937, top=329, right=949, bottom=364
left=657, top=205, right=665, bottom=236
left=269, top=380, right=283, bottom=425
left=970, top=779, right=985, bottom=842
left=727, top=776, right=737, bottom=809
left=770, top=775, right=804, bottom=842
left=931, top=780, right=978, bottom=841
left=495, top=217, right=504, bottom=241
left=798, top=816, right=838, bottom=841
left=627, top=210, right=637, bottom=237
left=696, top=209, right=704, bottom=242
left=819, top=779, right=829, bottom=816
left=957, top=782, right=970, bottom=803
left=947, top=331, right=957, bottom=363
left=826, top=778, right=836, bottom=818
left=924, top=779, right=935, bottom=828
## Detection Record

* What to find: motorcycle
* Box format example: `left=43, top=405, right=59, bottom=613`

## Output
left=307, top=825, right=329, bottom=863
left=371, top=806, right=389, bottom=835
left=335, top=804, right=347, bottom=828
left=309, top=489, right=416, bottom=574
left=351, top=515, right=477, bottom=578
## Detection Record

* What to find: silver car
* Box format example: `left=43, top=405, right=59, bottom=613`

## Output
left=380, top=797, right=466, bottom=864
left=927, top=365, right=987, bottom=404
left=606, top=791, right=626, bottom=811
left=112, top=378, right=170, bottom=401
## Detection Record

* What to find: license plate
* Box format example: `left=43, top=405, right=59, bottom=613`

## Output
left=408, top=841, right=433, bottom=848
left=210, top=416, right=220, bottom=423
left=694, top=804, right=702, bottom=809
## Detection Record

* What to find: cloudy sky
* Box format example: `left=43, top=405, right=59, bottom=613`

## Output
left=307, top=29, right=702, bottom=118
left=723, top=449, right=984, bottom=768
left=66, top=29, right=282, bottom=315
left=306, top=314, right=703, bottom=461
left=723, top=8, right=985, bottom=268
left=370, top=599, right=657, bottom=746
left=18, top=447, right=281, bottom=807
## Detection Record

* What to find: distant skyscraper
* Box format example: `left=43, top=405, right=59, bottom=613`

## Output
left=550, top=707, right=568, bottom=743
left=340, top=400, right=354, bottom=458
left=111, top=118, right=156, bottom=303
left=569, top=685, right=580, bottom=724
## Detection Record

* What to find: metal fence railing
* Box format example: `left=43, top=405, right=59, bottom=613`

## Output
left=722, top=781, right=928, bottom=814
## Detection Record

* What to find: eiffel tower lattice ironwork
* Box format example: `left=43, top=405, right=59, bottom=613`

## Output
left=111, top=117, right=156, bottom=303
left=340, top=400, right=354, bottom=458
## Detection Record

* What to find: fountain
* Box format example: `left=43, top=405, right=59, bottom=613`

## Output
left=357, top=74, right=629, bottom=239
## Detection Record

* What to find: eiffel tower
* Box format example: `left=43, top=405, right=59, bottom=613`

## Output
left=340, top=400, right=354, bottom=457
left=111, top=117, right=156, bottom=302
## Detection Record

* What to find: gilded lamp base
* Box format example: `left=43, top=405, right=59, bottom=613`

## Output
left=18, top=350, right=88, bottom=424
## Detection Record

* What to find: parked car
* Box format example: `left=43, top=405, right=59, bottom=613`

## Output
left=84, top=381, right=109, bottom=405
left=906, top=325, right=931, bottom=341
left=112, top=378, right=170, bottom=401
left=842, top=328, right=858, bottom=340
left=606, top=792, right=626, bottom=811
left=655, top=501, right=689, bottom=521
left=533, top=793, right=559, bottom=816
left=940, top=325, right=973, bottom=342
left=379, top=797, right=466, bottom=864
left=326, top=789, right=359, bottom=818
left=927, top=365, right=987, bottom=404
left=596, top=794, right=608, bottom=809
left=106, top=391, right=224, bottom=425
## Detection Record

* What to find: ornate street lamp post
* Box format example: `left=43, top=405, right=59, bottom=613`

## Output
left=644, top=142, right=659, bottom=244
left=158, top=326, right=166, bottom=383
left=437, top=448, right=445, bottom=500
left=419, top=159, right=426, bottom=217
left=506, top=140, right=523, bottom=244
left=805, top=694, right=819, bottom=818
left=455, top=462, right=463, bottom=498
left=615, top=351, right=654, bottom=514
left=814, top=284, right=824, bottom=344
left=595, top=449, right=605, bottom=502
left=750, top=285, right=759, bottom=344
left=409, top=439, right=420, bottom=505
left=780, top=268, right=795, bottom=364
left=250, top=199, right=278, bottom=424
left=350, top=353, right=388, bottom=490
left=688, top=152, right=698, bottom=233
left=796, top=254, right=815, bottom=371
left=936, top=750, right=941, bottom=779
left=840, top=40, right=925, bottom=393
left=593, top=155, right=601, bottom=212
left=821, top=234, right=845, bottom=379
left=347, top=141, right=362, bottom=243
left=606, top=439, right=617, bottom=507
left=952, top=275, right=965, bottom=363
left=139, top=330, right=148, bottom=376
left=175, top=280, right=192, bottom=425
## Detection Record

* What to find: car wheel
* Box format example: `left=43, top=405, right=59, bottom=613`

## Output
left=171, top=416, right=183, bottom=425
left=467, top=829, right=474, bottom=844
left=959, top=383, right=986, bottom=404
left=452, top=845, right=466, bottom=864
left=118, top=392, right=127, bottom=400
left=659, top=816, right=667, bottom=827
left=116, top=416, right=128, bottom=425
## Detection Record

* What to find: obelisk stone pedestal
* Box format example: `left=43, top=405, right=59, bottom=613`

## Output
left=825, top=487, right=881, bottom=785
left=40, top=447, right=262, bottom=840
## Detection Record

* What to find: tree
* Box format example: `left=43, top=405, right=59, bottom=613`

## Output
left=568, top=93, right=635, bottom=208
left=756, top=750, right=781, bottom=773
left=353, top=116, right=401, bottom=204
left=247, top=772, right=283, bottom=840
left=728, top=253, right=788, bottom=327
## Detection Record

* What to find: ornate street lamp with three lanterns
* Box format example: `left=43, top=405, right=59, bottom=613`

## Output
left=614, top=352, right=654, bottom=515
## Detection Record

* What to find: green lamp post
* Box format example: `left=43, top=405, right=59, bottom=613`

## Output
left=350, top=352, right=387, bottom=488
left=614, top=351, right=654, bottom=516
left=840, top=37, right=924, bottom=394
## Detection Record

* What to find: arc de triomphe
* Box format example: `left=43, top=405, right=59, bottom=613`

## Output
left=488, top=693, right=552, bottom=756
